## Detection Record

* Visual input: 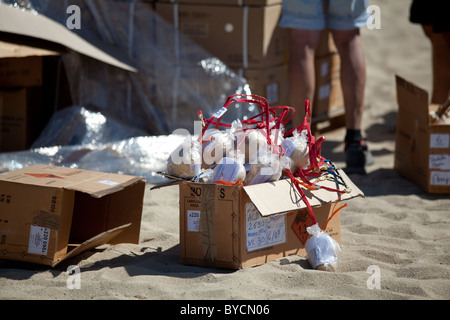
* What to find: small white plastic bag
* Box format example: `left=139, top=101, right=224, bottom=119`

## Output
left=201, top=128, right=234, bottom=168
left=305, top=223, right=341, bottom=272
left=211, top=156, right=246, bottom=184
left=166, top=136, right=202, bottom=179
left=281, top=129, right=309, bottom=172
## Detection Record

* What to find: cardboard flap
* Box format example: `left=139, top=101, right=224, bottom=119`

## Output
left=0, top=4, right=136, bottom=72
left=0, top=165, right=145, bottom=198
left=243, top=169, right=364, bottom=217
left=396, top=75, right=429, bottom=125
left=65, top=175, right=145, bottom=198
left=55, top=223, right=131, bottom=267
left=0, top=39, right=60, bottom=58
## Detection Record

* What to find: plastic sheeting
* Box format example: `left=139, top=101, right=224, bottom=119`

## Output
left=0, top=0, right=261, bottom=183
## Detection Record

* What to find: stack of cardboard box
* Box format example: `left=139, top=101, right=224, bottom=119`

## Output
left=0, top=39, right=68, bottom=152
left=155, top=0, right=289, bottom=107
left=394, top=75, right=450, bottom=194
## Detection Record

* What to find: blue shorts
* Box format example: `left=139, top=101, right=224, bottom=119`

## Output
left=279, top=0, right=371, bottom=31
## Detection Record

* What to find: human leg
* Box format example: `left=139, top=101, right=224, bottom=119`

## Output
left=288, top=29, right=321, bottom=127
left=331, top=28, right=366, bottom=132
left=422, top=25, right=450, bottom=104
left=331, top=28, right=372, bottom=173
left=278, top=0, right=325, bottom=128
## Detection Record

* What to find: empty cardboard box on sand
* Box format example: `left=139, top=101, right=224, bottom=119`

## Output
left=179, top=170, right=363, bottom=269
left=0, top=165, right=145, bottom=266
left=395, top=75, right=450, bottom=194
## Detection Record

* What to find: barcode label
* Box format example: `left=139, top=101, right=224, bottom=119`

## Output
left=28, top=225, right=50, bottom=255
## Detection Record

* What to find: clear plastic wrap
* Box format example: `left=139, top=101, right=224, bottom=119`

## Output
left=1, top=0, right=255, bottom=134
left=280, top=129, right=309, bottom=173
left=31, top=106, right=147, bottom=148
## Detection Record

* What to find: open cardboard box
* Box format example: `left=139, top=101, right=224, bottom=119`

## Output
left=177, top=169, right=364, bottom=269
left=395, top=75, right=450, bottom=194
left=0, top=165, right=145, bottom=266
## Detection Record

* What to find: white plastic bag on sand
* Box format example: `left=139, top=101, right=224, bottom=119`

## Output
left=211, top=156, right=246, bottom=184
left=305, top=223, right=341, bottom=272
left=201, top=129, right=234, bottom=168
left=166, top=136, right=202, bottom=179
left=281, top=129, right=309, bottom=172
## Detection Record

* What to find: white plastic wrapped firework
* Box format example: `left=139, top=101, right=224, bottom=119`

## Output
left=269, top=120, right=285, bottom=146
left=166, top=136, right=202, bottom=179
left=211, top=156, right=246, bottom=184
left=281, top=129, right=309, bottom=173
left=201, top=129, right=234, bottom=168
left=305, top=223, right=341, bottom=272
left=233, top=121, right=269, bottom=163
left=246, top=151, right=290, bottom=185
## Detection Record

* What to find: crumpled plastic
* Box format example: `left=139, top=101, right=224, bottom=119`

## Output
left=305, top=223, right=341, bottom=272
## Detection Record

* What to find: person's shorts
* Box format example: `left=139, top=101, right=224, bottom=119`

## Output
left=279, top=0, right=370, bottom=31
left=410, top=0, right=450, bottom=33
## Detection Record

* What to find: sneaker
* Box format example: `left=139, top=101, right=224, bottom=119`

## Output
left=344, top=140, right=374, bottom=174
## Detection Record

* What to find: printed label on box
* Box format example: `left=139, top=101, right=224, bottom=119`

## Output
left=429, top=154, right=450, bottom=170
left=266, top=82, right=279, bottom=104
left=430, top=134, right=450, bottom=149
left=98, top=180, right=119, bottom=186
left=430, top=171, right=450, bottom=186
left=246, top=203, right=286, bottom=252
left=28, top=225, right=50, bottom=255
left=187, top=210, right=200, bottom=232
left=212, top=106, right=228, bottom=119
left=318, top=83, right=331, bottom=100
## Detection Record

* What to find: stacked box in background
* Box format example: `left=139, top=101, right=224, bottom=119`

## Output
left=0, top=40, right=70, bottom=152
left=312, top=29, right=345, bottom=126
left=394, top=75, right=450, bottom=194
left=155, top=0, right=289, bottom=107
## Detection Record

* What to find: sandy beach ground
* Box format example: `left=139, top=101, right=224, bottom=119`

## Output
left=0, top=0, right=449, bottom=302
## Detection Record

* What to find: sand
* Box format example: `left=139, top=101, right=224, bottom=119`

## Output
left=0, top=0, right=449, bottom=301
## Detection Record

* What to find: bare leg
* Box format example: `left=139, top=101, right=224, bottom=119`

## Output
left=331, top=29, right=366, bottom=131
left=288, top=29, right=321, bottom=128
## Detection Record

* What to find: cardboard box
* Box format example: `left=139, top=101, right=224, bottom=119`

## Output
left=157, top=0, right=282, bottom=5
left=312, top=52, right=344, bottom=120
left=234, top=64, right=289, bottom=106
left=0, top=40, right=67, bottom=152
left=394, top=75, right=450, bottom=194
left=0, top=165, right=146, bottom=266
left=0, top=4, right=136, bottom=73
left=0, top=87, right=45, bottom=151
left=0, top=39, right=61, bottom=88
left=155, top=2, right=288, bottom=68
left=315, top=29, right=337, bottom=58
left=179, top=170, right=363, bottom=269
